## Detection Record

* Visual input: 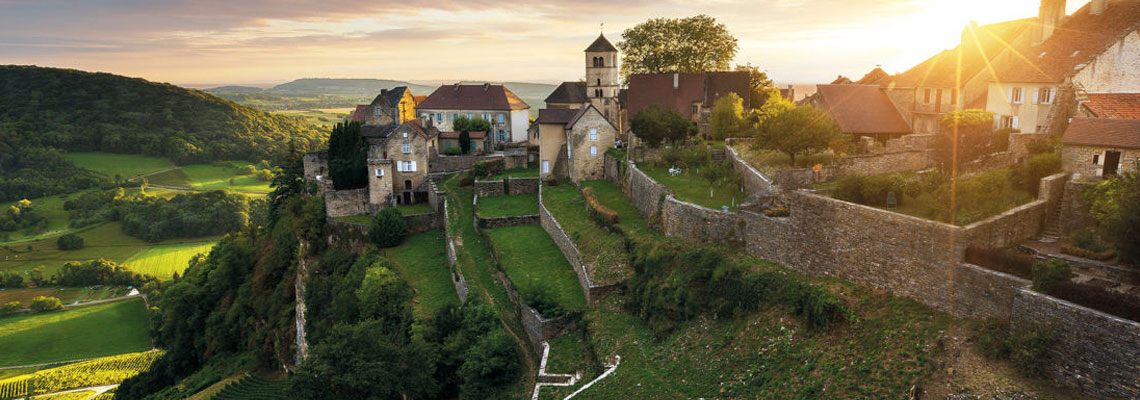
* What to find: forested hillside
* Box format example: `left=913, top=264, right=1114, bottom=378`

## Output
left=0, top=65, right=326, bottom=201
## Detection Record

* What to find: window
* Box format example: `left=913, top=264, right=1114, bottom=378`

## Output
left=1093, top=154, right=1100, bottom=164
left=924, top=88, right=931, bottom=104
left=1012, top=116, right=1019, bottom=129
left=445, top=141, right=452, bottom=149
left=375, top=107, right=383, bottom=116
left=436, top=112, right=443, bottom=121
left=935, top=89, right=943, bottom=112
left=597, top=79, right=601, bottom=86
left=590, top=128, right=598, bottom=141
left=1040, top=88, right=1055, bottom=104
left=467, top=113, right=472, bottom=119
left=542, top=160, right=550, bottom=173
left=374, top=169, right=384, bottom=177
left=999, top=116, right=1014, bottom=129
left=402, top=131, right=407, bottom=138
left=590, top=146, right=598, bottom=156
left=498, top=114, right=505, bottom=124
left=691, top=105, right=699, bottom=115
left=402, top=143, right=411, bottom=154
left=1011, top=87, right=1023, bottom=104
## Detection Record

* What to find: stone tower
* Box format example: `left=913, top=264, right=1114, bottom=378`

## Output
left=585, top=33, right=620, bottom=122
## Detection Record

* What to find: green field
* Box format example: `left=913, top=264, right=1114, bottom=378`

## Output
left=0, top=288, right=86, bottom=307
left=124, top=241, right=217, bottom=279
left=477, top=194, right=538, bottom=217
left=0, top=222, right=220, bottom=278
left=486, top=225, right=586, bottom=313
left=0, top=194, right=72, bottom=244
left=147, top=162, right=271, bottom=194
left=63, top=153, right=174, bottom=179
left=541, top=182, right=632, bottom=284
left=483, top=167, right=539, bottom=181
left=0, top=298, right=151, bottom=367
left=380, top=232, right=457, bottom=318
left=580, top=181, right=651, bottom=236
left=271, top=108, right=351, bottom=129
left=637, top=163, right=747, bottom=211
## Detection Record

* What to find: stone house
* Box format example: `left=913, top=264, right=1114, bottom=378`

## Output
left=365, top=86, right=417, bottom=126
left=624, top=71, right=751, bottom=138
left=535, top=105, right=617, bottom=181
left=363, top=119, right=438, bottom=206
left=416, top=83, right=530, bottom=146
left=437, top=130, right=488, bottom=154
left=1062, top=94, right=1140, bottom=179
left=546, top=33, right=623, bottom=128
left=808, top=84, right=912, bottom=143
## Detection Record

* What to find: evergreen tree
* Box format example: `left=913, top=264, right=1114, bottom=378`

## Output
left=368, top=208, right=407, bottom=248
left=328, top=121, right=367, bottom=190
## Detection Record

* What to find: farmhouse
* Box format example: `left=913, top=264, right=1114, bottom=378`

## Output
left=534, top=105, right=617, bottom=181
left=1062, top=117, right=1140, bottom=178
left=416, top=83, right=530, bottom=146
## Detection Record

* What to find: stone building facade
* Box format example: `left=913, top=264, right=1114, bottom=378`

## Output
left=362, top=120, right=437, bottom=206
left=416, top=84, right=530, bottom=145
left=365, top=86, right=417, bottom=126
left=1061, top=117, right=1140, bottom=179
left=534, top=105, right=617, bottom=181
left=546, top=33, right=623, bottom=127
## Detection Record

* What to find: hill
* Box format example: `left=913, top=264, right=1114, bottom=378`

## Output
left=205, top=85, right=264, bottom=93
left=264, top=78, right=436, bottom=99
left=0, top=65, right=325, bottom=165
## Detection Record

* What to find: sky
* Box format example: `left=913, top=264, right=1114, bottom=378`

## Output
left=0, top=0, right=1091, bottom=87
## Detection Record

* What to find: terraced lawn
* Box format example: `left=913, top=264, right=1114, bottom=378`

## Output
left=380, top=232, right=457, bottom=318
left=637, top=163, right=747, bottom=211
left=124, top=240, right=218, bottom=279
left=0, top=298, right=151, bottom=367
left=579, top=181, right=651, bottom=236
left=485, top=225, right=586, bottom=313
left=63, top=153, right=174, bottom=179
left=540, top=182, right=631, bottom=285
left=477, top=194, right=538, bottom=218
left=483, top=167, right=539, bottom=181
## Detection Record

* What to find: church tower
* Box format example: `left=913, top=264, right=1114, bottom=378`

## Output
left=585, top=33, right=620, bottom=122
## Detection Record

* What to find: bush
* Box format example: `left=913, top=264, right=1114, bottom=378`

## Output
left=444, top=147, right=463, bottom=156
left=965, top=245, right=1034, bottom=279
left=0, top=271, right=25, bottom=288
left=543, top=175, right=559, bottom=187
left=256, top=168, right=274, bottom=182
left=521, top=284, right=565, bottom=319
left=789, top=283, right=847, bottom=331
left=56, top=233, right=85, bottom=250
left=1007, top=323, right=1054, bottom=376
left=0, top=301, right=21, bottom=315
left=975, top=318, right=1011, bottom=359
left=582, top=187, right=619, bottom=226
left=1012, top=153, right=1061, bottom=196
left=368, top=208, right=407, bottom=248
left=55, top=259, right=158, bottom=287
left=681, top=146, right=711, bottom=169
left=660, top=146, right=683, bottom=167
left=833, top=174, right=917, bottom=207
left=238, top=164, right=257, bottom=175
left=1031, top=259, right=1072, bottom=293
left=1084, top=172, right=1140, bottom=265
left=30, top=296, right=63, bottom=313
left=1071, top=228, right=1107, bottom=253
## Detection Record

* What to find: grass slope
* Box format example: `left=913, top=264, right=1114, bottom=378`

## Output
left=486, top=225, right=586, bottom=313
left=147, top=162, right=271, bottom=195
left=1, top=194, right=72, bottom=244
left=380, top=232, right=457, bottom=318
left=0, top=299, right=151, bottom=367
left=63, top=153, right=173, bottom=179
left=123, top=241, right=217, bottom=279
left=637, top=163, right=747, bottom=211
left=477, top=194, right=538, bottom=218
left=540, top=182, right=631, bottom=284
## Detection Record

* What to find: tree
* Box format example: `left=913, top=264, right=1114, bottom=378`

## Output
left=752, top=105, right=840, bottom=167
left=736, top=64, right=776, bottom=109
left=356, top=261, right=413, bottom=337
left=709, top=93, right=744, bottom=140
left=453, top=116, right=490, bottom=155
left=1084, top=172, right=1140, bottom=265
left=700, top=161, right=733, bottom=199
left=748, top=90, right=794, bottom=128
left=617, top=15, right=738, bottom=80
left=630, top=105, right=697, bottom=148
left=457, top=331, right=520, bottom=400
left=30, top=296, right=62, bottom=313
left=56, top=233, right=84, bottom=250
left=932, top=110, right=997, bottom=170
left=327, top=121, right=367, bottom=190
left=458, top=131, right=472, bottom=155
left=368, top=207, right=407, bottom=248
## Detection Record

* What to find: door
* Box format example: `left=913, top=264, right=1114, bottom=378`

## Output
left=542, top=160, right=550, bottom=174
left=1104, top=151, right=1121, bottom=176
left=402, top=192, right=411, bottom=204
left=404, top=180, right=412, bottom=190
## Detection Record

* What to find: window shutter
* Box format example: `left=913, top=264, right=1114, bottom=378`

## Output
left=1007, top=87, right=1013, bottom=102
left=1012, top=116, right=1020, bottom=129
left=411, top=161, right=417, bottom=171
left=1032, top=88, right=1040, bottom=104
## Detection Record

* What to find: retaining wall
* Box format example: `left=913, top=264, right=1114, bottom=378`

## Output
left=725, top=145, right=775, bottom=196
left=1012, top=289, right=1140, bottom=400
left=477, top=214, right=540, bottom=230
left=429, top=154, right=500, bottom=173
left=508, top=177, right=540, bottom=195
left=537, top=185, right=620, bottom=305
left=951, top=263, right=1031, bottom=319
left=475, top=180, right=506, bottom=197
left=323, top=188, right=370, bottom=217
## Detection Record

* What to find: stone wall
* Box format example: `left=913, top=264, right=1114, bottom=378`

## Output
left=1059, top=180, right=1097, bottom=236
left=324, top=188, right=370, bottom=217
left=1012, top=289, right=1140, bottom=400
left=477, top=214, right=540, bottom=230
left=474, top=180, right=506, bottom=198
left=443, top=199, right=469, bottom=303
left=625, top=162, right=669, bottom=226
left=660, top=197, right=746, bottom=248
left=499, top=269, right=567, bottom=353
left=429, top=154, right=500, bottom=173
left=537, top=185, right=622, bottom=305
left=604, top=152, right=627, bottom=187
left=507, top=177, right=540, bottom=195
left=326, top=219, right=369, bottom=252
left=303, top=150, right=329, bottom=180
left=960, top=151, right=1016, bottom=177
left=835, top=150, right=931, bottom=177
left=725, top=145, right=775, bottom=196
left=951, top=263, right=1031, bottom=319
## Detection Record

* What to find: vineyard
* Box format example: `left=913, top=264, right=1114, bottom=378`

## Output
left=207, top=375, right=288, bottom=400
left=31, top=391, right=94, bottom=400
left=0, top=350, right=162, bottom=399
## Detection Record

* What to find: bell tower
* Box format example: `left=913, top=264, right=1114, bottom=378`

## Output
left=585, top=32, right=620, bottom=121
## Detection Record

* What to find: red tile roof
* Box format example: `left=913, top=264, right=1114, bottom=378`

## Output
left=625, top=71, right=750, bottom=119
left=536, top=108, right=579, bottom=125
left=1084, top=93, right=1140, bottom=119
left=815, top=85, right=911, bottom=135
left=351, top=105, right=369, bottom=122
left=997, top=2, right=1140, bottom=83
left=438, top=131, right=487, bottom=139
left=1062, top=117, right=1140, bottom=149
left=416, top=84, right=529, bottom=111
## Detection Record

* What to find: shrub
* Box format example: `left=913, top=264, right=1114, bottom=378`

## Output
left=832, top=174, right=917, bottom=207
left=0, top=301, right=21, bottom=315
left=1071, top=228, right=1107, bottom=253
left=0, top=272, right=23, bottom=288
left=368, top=208, right=407, bottom=248
left=56, top=233, right=85, bottom=250
left=582, top=187, right=619, bottom=226
left=521, top=284, right=565, bottom=319
left=1031, top=259, right=1072, bottom=293
left=1060, top=245, right=1115, bottom=261
left=789, top=283, right=847, bottom=331
left=239, top=164, right=257, bottom=175
left=1007, top=323, right=1054, bottom=377
left=975, top=318, right=1011, bottom=359
left=660, top=146, right=684, bottom=167
left=444, top=147, right=463, bottom=156
left=472, top=158, right=504, bottom=180
left=681, top=145, right=711, bottom=169
left=965, top=245, right=1034, bottom=279
left=1012, top=153, right=1061, bottom=196
left=30, top=296, right=63, bottom=313
left=764, top=207, right=789, bottom=217
left=1084, top=172, right=1140, bottom=265
left=256, top=168, right=274, bottom=182
left=543, top=175, right=559, bottom=187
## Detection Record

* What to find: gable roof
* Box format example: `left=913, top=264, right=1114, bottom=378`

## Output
left=351, top=105, right=369, bottom=122
left=1084, top=93, right=1140, bottom=119
left=585, top=33, right=617, bottom=52
left=889, top=18, right=1035, bottom=88
left=566, top=104, right=618, bottom=131
left=997, top=2, right=1140, bottom=83
left=815, top=85, right=912, bottom=135
left=625, top=71, right=751, bottom=119
left=371, top=86, right=410, bottom=107
left=535, top=108, right=579, bottom=125
left=545, top=82, right=588, bottom=104
left=361, top=119, right=436, bottom=140
left=417, top=84, right=530, bottom=111
left=361, top=124, right=399, bottom=138
left=1063, top=117, right=1140, bottom=149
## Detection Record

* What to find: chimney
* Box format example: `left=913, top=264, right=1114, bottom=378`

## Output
left=453, top=83, right=460, bottom=91
left=1091, top=0, right=1107, bottom=15
left=673, top=73, right=679, bottom=90
left=1036, top=0, right=1066, bottom=44
left=483, top=83, right=490, bottom=91
left=381, top=88, right=388, bottom=95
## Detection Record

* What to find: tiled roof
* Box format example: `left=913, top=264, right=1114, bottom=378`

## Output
left=815, top=85, right=912, bottom=135
left=545, top=82, right=588, bottom=104
left=889, top=18, right=1035, bottom=88
left=361, top=124, right=399, bottom=138
left=855, top=68, right=890, bottom=85
left=1062, top=117, right=1140, bottom=148
left=535, top=108, right=579, bottom=125
left=1084, top=93, right=1140, bottom=119
left=351, top=104, right=369, bottom=122
left=438, top=131, right=487, bottom=139
left=417, top=84, right=530, bottom=111
left=997, top=2, right=1140, bottom=83
left=625, top=71, right=751, bottom=119
left=585, top=33, right=617, bottom=52
left=566, top=104, right=617, bottom=131
left=371, top=86, right=409, bottom=107
left=413, top=95, right=427, bottom=105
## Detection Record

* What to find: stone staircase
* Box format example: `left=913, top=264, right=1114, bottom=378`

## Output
left=710, top=148, right=727, bottom=161
left=1040, top=197, right=1064, bottom=243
